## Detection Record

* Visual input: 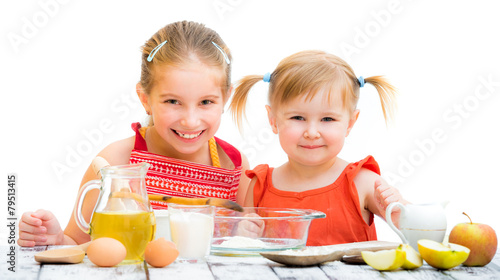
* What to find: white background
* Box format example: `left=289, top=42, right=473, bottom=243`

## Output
left=1, top=0, right=499, bottom=245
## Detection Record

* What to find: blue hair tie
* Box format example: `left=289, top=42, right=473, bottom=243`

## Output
left=147, top=40, right=168, bottom=62
left=263, top=72, right=271, bottom=83
left=358, top=76, right=365, bottom=88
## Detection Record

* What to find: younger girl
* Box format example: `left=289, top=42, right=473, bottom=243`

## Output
left=229, top=50, right=408, bottom=246
left=18, top=21, right=250, bottom=246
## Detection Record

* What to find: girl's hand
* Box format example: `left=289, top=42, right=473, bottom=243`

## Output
left=374, top=180, right=408, bottom=228
left=18, top=209, right=65, bottom=247
left=234, top=213, right=265, bottom=238
left=374, top=179, right=404, bottom=211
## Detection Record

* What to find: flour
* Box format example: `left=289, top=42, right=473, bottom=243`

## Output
left=279, top=246, right=332, bottom=256
left=219, top=236, right=269, bottom=249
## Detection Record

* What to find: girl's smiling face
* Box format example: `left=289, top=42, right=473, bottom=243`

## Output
left=139, top=60, right=226, bottom=157
left=267, top=89, right=359, bottom=167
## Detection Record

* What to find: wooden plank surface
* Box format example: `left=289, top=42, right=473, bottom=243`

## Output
left=320, top=261, right=386, bottom=280
left=1, top=245, right=45, bottom=280
left=273, top=266, right=329, bottom=280
left=209, top=256, right=280, bottom=280
left=149, top=260, right=213, bottom=280
left=39, top=259, right=147, bottom=280
left=442, top=265, right=500, bottom=280
left=382, top=267, right=454, bottom=280
left=2, top=246, right=500, bottom=280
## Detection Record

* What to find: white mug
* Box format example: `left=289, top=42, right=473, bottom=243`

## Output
left=386, top=202, right=448, bottom=251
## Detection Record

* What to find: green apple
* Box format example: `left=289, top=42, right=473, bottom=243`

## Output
left=400, top=244, right=423, bottom=269
left=361, top=248, right=406, bottom=271
left=448, top=212, right=498, bottom=266
left=418, top=239, right=470, bottom=269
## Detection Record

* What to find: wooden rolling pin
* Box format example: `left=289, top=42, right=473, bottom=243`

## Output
left=92, top=156, right=243, bottom=212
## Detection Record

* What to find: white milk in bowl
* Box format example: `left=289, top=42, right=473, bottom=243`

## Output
left=168, top=204, right=215, bottom=261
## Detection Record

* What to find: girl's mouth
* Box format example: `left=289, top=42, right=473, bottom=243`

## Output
left=300, top=145, right=324, bottom=149
left=172, top=129, right=204, bottom=139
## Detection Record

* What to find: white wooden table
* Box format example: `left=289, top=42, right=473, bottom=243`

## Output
left=2, top=245, right=500, bottom=280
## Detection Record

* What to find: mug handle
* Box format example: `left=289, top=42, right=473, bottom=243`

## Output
left=385, top=202, right=408, bottom=244
left=73, top=180, right=101, bottom=234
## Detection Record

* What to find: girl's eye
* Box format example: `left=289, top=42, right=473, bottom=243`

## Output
left=164, top=99, right=179, bottom=105
left=322, top=117, right=335, bottom=122
left=200, top=100, right=213, bottom=105
left=291, top=116, right=305, bottom=121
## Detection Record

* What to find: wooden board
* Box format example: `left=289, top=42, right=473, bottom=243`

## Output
left=260, top=241, right=400, bottom=266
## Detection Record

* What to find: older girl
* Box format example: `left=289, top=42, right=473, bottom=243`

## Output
left=19, top=21, right=249, bottom=246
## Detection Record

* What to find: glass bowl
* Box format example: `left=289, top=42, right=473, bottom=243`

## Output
left=211, top=207, right=325, bottom=256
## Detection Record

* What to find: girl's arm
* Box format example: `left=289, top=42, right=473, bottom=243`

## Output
left=354, top=168, right=410, bottom=227
left=18, top=137, right=134, bottom=246
left=243, top=177, right=257, bottom=207
left=62, top=164, right=102, bottom=245
left=235, top=153, right=251, bottom=206
left=236, top=177, right=264, bottom=237
left=64, top=137, right=134, bottom=244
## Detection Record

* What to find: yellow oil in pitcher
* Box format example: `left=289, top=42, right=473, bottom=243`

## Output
left=90, top=211, right=155, bottom=263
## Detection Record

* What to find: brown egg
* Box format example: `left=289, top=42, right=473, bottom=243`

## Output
left=144, top=237, right=179, bottom=267
left=87, top=237, right=127, bottom=267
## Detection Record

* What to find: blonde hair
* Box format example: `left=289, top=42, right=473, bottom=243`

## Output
left=230, top=50, right=397, bottom=129
left=140, top=20, right=232, bottom=99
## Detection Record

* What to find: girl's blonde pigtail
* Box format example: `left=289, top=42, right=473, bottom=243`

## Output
left=364, top=76, right=398, bottom=124
left=229, top=75, right=264, bottom=131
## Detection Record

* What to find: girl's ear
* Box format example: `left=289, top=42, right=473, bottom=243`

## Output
left=346, top=109, right=360, bottom=137
left=266, top=105, right=278, bottom=134
left=136, top=83, right=151, bottom=114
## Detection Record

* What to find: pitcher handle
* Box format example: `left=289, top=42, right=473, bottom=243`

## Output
left=385, top=202, right=408, bottom=244
left=73, top=179, right=101, bottom=234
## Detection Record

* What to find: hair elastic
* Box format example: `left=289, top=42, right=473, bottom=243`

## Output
left=147, top=40, right=168, bottom=62
left=263, top=72, right=271, bottom=83
left=358, top=76, right=365, bottom=88
left=212, top=42, right=231, bottom=65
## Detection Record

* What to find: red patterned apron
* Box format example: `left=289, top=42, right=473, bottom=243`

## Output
left=129, top=123, right=242, bottom=209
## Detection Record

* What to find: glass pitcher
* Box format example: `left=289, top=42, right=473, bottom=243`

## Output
left=74, top=163, right=156, bottom=264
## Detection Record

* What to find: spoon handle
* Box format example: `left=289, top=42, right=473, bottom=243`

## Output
left=74, top=241, right=91, bottom=252
left=149, top=194, right=243, bottom=212
left=108, top=191, right=243, bottom=212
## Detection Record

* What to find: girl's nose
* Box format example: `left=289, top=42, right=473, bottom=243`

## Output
left=303, top=125, right=320, bottom=139
left=180, top=108, right=201, bottom=128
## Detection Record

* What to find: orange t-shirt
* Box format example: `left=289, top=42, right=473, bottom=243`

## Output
left=245, top=156, right=379, bottom=246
